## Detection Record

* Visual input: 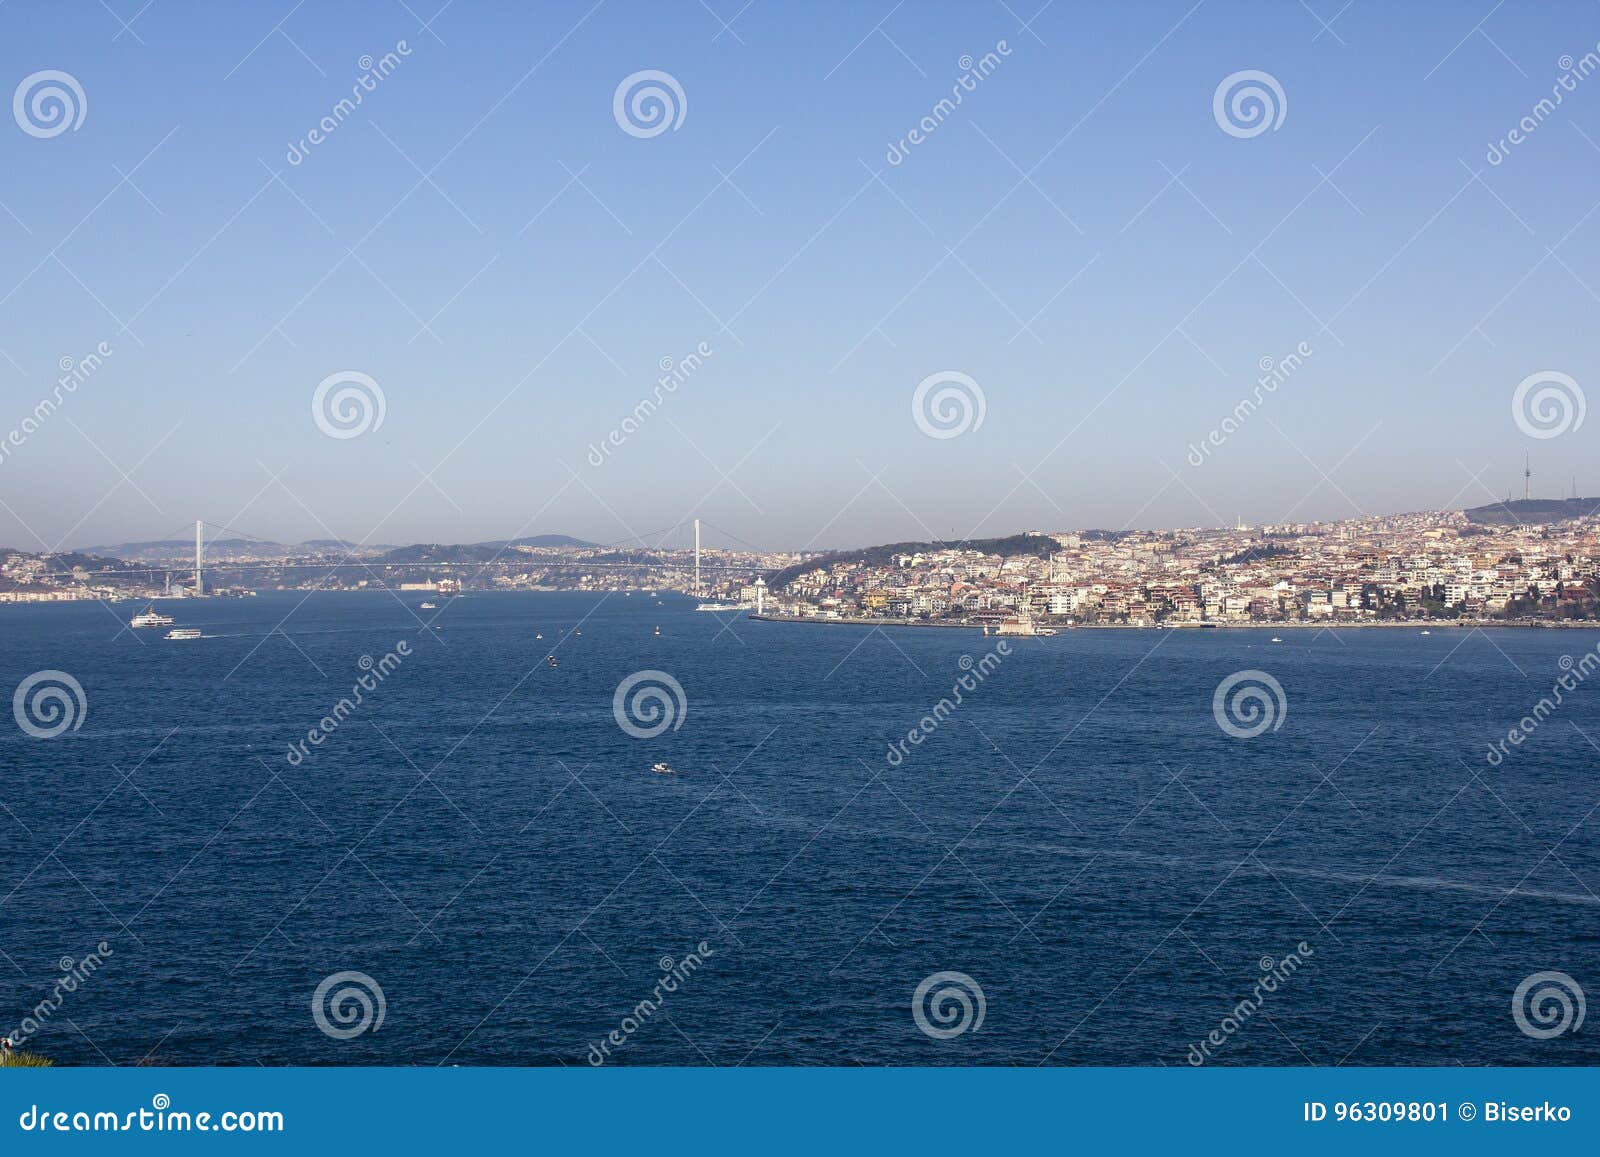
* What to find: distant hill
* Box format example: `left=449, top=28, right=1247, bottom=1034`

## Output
left=488, top=534, right=597, bottom=549
left=298, top=538, right=370, bottom=551
left=82, top=539, right=189, bottom=554
left=0, top=548, right=139, bottom=589
left=375, top=543, right=504, bottom=565
left=1077, top=529, right=1136, bottom=542
left=1464, top=498, right=1599, bottom=526
left=84, top=538, right=283, bottom=559
left=38, top=550, right=137, bottom=571
left=766, top=533, right=1058, bottom=591
left=374, top=536, right=596, bottom=565
left=81, top=534, right=591, bottom=561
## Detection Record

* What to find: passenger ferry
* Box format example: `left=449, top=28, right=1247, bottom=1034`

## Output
left=131, top=607, right=175, bottom=628
left=995, top=616, right=1056, bottom=637
left=164, top=628, right=202, bottom=641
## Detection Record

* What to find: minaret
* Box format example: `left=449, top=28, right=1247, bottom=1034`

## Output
left=194, top=520, right=204, bottom=596
left=1524, top=452, right=1532, bottom=501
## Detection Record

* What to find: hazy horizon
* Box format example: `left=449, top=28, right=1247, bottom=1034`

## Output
left=16, top=488, right=1595, bottom=559
left=2, top=0, right=1596, bottom=552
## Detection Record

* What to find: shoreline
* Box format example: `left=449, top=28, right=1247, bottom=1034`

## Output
left=748, top=613, right=1600, bottom=631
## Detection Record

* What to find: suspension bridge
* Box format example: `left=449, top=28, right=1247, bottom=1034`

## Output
left=24, top=516, right=777, bottom=593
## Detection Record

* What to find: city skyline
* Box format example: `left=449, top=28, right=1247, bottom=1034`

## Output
left=2, top=1, right=1598, bottom=551
left=7, top=489, right=1600, bottom=615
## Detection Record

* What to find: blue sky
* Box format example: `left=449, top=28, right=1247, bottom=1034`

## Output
left=1, top=0, right=1597, bottom=551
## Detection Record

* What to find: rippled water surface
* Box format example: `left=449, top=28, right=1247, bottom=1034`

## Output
left=2, top=592, right=1596, bottom=1065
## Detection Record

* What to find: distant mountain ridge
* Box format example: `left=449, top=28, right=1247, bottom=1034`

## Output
left=494, top=534, right=596, bottom=548
left=1463, top=497, right=1599, bottom=526
left=372, top=536, right=597, bottom=565
left=77, top=533, right=595, bottom=560
left=84, top=537, right=277, bottom=554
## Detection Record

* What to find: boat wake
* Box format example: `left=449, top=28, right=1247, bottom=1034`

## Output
left=716, top=807, right=1600, bottom=908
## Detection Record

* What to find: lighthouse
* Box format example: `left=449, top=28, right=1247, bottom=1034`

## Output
left=753, top=576, right=766, bottom=615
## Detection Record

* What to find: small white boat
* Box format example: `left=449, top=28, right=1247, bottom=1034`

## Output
left=654, top=626, right=660, bottom=636
left=535, top=633, right=543, bottom=639
left=1420, top=630, right=1431, bottom=636
left=420, top=601, right=437, bottom=610
left=1270, top=636, right=1283, bottom=643
left=131, top=607, right=175, bottom=628
left=164, top=628, right=201, bottom=640
left=651, top=762, right=675, bottom=775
